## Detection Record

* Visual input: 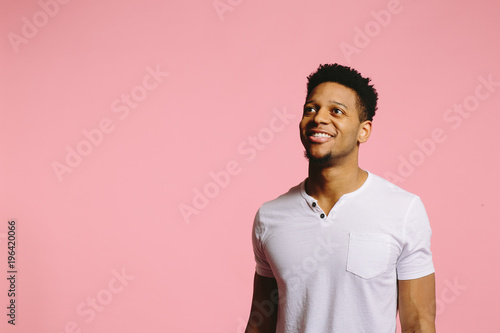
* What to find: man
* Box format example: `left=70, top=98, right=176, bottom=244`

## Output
left=245, top=64, right=436, bottom=333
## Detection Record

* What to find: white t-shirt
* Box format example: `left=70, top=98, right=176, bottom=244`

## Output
left=252, top=171, right=434, bottom=333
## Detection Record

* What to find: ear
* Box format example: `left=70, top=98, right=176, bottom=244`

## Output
left=357, top=120, right=372, bottom=144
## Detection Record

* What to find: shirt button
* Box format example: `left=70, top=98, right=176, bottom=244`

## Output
left=312, top=202, right=316, bottom=207
left=320, top=213, right=325, bottom=218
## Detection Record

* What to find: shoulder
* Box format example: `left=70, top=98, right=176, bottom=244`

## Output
left=367, top=172, right=419, bottom=198
left=256, top=180, right=305, bottom=219
left=364, top=171, right=423, bottom=210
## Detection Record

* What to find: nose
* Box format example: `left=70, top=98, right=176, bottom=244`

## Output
left=312, top=107, right=330, bottom=124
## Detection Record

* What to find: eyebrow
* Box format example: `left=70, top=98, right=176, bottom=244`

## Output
left=304, top=100, right=349, bottom=109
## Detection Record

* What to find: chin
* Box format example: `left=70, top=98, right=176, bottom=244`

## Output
left=304, top=150, right=333, bottom=164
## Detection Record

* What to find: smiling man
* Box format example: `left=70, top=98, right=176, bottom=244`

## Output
left=245, top=64, right=436, bottom=333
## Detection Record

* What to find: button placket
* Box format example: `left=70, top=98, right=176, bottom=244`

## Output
left=308, top=200, right=327, bottom=220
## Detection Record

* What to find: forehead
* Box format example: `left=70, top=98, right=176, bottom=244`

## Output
left=306, top=82, right=359, bottom=109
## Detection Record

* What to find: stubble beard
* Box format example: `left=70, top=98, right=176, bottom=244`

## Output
left=304, top=149, right=333, bottom=165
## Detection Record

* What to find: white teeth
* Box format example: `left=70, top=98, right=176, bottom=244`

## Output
left=312, top=133, right=332, bottom=138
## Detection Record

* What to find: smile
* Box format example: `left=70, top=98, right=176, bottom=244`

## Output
left=312, top=132, right=333, bottom=138
left=308, top=132, right=335, bottom=143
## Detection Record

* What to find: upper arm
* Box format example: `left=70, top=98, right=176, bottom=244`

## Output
left=398, top=273, right=436, bottom=333
left=245, top=272, right=279, bottom=333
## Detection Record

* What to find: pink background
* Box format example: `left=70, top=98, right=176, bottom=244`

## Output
left=1, top=0, right=499, bottom=332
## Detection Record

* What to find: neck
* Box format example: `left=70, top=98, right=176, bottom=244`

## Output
left=306, top=158, right=367, bottom=203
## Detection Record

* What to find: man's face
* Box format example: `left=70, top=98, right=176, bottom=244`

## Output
left=299, top=82, right=371, bottom=165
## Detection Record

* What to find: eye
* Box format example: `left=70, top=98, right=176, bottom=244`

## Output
left=303, top=106, right=317, bottom=114
left=332, top=108, right=344, bottom=115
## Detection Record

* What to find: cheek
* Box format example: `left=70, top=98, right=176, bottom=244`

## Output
left=299, top=118, right=308, bottom=131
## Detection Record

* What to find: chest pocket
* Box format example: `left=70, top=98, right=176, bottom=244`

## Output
left=346, top=233, right=391, bottom=279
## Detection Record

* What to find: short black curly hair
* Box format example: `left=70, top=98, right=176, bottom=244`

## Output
left=306, top=64, right=378, bottom=122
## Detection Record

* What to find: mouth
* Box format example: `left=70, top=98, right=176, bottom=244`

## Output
left=307, top=129, right=335, bottom=143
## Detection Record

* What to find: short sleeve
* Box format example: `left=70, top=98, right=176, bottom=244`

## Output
left=396, top=196, right=435, bottom=280
left=252, top=209, right=275, bottom=278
